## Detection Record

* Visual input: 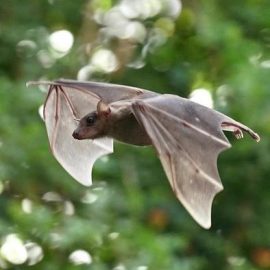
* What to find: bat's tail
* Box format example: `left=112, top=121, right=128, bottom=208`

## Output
left=221, top=121, right=260, bottom=142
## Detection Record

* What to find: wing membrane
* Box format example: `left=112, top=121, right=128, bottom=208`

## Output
left=131, top=95, right=257, bottom=228
left=44, top=85, right=113, bottom=186
left=54, top=79, right=155, bottom=103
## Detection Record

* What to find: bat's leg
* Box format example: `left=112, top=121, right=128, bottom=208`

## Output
left=221, top=122, right=260, bottom=142
left=233, top=128, right=244, bottom=140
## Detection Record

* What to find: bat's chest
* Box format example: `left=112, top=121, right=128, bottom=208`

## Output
left=108, top=114, right=152, bottom=146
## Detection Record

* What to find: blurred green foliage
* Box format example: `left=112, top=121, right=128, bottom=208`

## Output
left=0, top=0, right=269, bottom=269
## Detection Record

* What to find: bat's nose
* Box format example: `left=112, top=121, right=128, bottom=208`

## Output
left=72, top=130, right=81, bottom=140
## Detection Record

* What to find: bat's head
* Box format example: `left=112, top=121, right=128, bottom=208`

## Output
left=72, top=101, right=111, bottom=140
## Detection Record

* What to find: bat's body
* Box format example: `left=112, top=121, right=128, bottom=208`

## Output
left=107, top=110, right=152, bottom=146
left=29, top=79, right=260, bottom=229
left=73, top=99, right=152, bottom=146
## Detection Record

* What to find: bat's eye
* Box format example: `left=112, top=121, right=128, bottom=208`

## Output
left=86, top=114, right=96, bottom=126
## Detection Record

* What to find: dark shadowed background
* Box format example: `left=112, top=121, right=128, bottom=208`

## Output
left=0, top=0, right=269, bottom=269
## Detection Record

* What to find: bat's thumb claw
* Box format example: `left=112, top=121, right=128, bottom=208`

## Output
left=26, top=80, right=53, bottom=88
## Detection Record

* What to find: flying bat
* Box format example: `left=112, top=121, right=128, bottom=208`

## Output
left=28, top=79, right=260, bottom=228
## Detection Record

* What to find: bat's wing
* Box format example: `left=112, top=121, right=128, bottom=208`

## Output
left=27, top=79, right=156, bottom=186
left=52, top=79, right=156, bottom=103
left=43, top=84, right=113, bottom=186
left=131, top=94, right=259, bottom=228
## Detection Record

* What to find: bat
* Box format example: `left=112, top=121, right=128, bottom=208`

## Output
left=28, top=79, right=260, bottom=228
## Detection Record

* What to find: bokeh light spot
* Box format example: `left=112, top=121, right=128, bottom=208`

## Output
left=119, top=0, right=162, bottom=19
left=124, top=21, right=147, bottom=42
left=189, top=88, right=213, bottom=108
left=77, top=65, right=96, bottom=81
left=25, top=242, right=44, bottom=266
left=260, top=60, right=270, bottom=68
left=113, top=264, right=126, bottom=270
left=1, top=234, right=27, bottom=265
left=69, top=249, right=92, bottom=265
left=64, top=200, right=75, bottom=216
left=81, top=191, right=98, bottom=204
left=42, top=191, right=62, bottom=202
left=21, top=198, right=33, bottom=214
left=49, top=30, right=74, bottom=53
left=91, top=49, right=119, bottom=73
left=137, top=266, right=148, bottom=270
left=108, top=232, right=120, bottom=240
left=227, top=256, right=246, bottom=266
left=161, top=0, right=182, bottom=18
left=16, top=40, right=37, bottom=58
left=37, top=50, right=55, bottom=68
left=38, top=105, right=45, bottom=121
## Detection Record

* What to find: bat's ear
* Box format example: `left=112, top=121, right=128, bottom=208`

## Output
left=97, top=100, right=111, bottom=117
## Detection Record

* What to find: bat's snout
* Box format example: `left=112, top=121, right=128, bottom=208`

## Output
left=72, top=130, right=82, bottom=140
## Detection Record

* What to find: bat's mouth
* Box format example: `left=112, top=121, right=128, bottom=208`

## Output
left=72, top=130, right=83, bottom=140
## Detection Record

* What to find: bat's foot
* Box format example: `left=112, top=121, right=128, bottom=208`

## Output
left=233, top=128, right=244, bottom=140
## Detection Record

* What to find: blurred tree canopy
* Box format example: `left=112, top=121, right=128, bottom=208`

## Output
left=0, top=0, right=270, bottom=269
